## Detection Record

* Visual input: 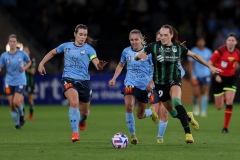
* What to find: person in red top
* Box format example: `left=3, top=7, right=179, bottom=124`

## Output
left=209, top=32, right=240, bottom=133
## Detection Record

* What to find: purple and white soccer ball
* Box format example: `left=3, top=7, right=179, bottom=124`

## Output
left=111, top=132, right=128, bottom=149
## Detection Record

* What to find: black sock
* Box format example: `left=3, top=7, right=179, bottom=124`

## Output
left=175, top=105, right=191, bottom=134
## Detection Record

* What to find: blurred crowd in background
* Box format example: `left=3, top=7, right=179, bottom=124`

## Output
left=1, top=0, right=240, bottom=75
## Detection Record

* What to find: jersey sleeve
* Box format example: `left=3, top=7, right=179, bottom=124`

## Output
left=210, top=49, right=221, bottom=63
left=120, top=49, right=127, bottom=63
left=180, top=45, right=189, bottom=58
left=0, top=54, right=5, bottom=67
left=23, top=51, right=30, bottom=62
left=144, top=43, right=155, bottom=55
left=88, top=46, right=97, bottom=61
left=56, top=43, right=66, bottom=54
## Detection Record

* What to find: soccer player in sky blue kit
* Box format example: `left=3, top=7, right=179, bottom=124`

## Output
left=188, top=37, right=212, bottom=117
left=0, top=34, right=31, bottom=129
left=109, top=29, right=158, bottom=145
left=38, top=24, right=107, bottom=142
left=149, top=30, right=186, bottom=143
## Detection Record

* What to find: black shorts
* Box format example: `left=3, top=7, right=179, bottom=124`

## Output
left=123, top=86, right=150, bottom=104
left=61, top=77, right=92, bottom=103
left=212, top=75, right=237, bottom=96
left=26, top=85, right=35, bottom=94
left=149, top=89, right=160, bottom=104
left=5, top=85, right=26, bottom=95
left=155, top=78, right=182, bottom=102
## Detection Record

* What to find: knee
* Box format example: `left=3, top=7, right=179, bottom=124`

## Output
left=69, top=100, right=79, bottom=108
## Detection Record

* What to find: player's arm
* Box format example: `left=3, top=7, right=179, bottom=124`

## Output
left=187, top=50, right=222, bottom=74
left=134, top=50, right=147, bottom=61
left=92, top=57, right=107, bottom=70
left=109, top=62, right=125, bottom=87
left=22, top=60, right=32, bottom=72
left=38, top=48, right=58, bottom=75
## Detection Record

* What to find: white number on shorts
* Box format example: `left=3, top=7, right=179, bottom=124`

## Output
left=158, top=90, right=163, bottom=97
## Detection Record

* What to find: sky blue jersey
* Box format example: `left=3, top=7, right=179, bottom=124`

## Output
left=189, top=47, right=212, bottom=78
left=56, top=42, right=97, bottom=80
left=0, top=50, right=30, bottom=86
left=121, top=46, right=153, bottom=90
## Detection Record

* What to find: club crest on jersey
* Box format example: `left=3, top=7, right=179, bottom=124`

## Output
left=6, top=59, right=10, bottom=64
left=172, top=46, right=177, bottom=52
left=127, top=56, right=131, bottom=63
left=65, top=48, right=70, bottom=54
left=18, top=58, right=22, bottom=62
left=80, top=50, right=86, bottom=55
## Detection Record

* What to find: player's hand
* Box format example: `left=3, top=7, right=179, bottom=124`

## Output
left=109, top=79, right=116, bottom=87
left=135, top=52, right=147, bottom=60
left=19, top=67, right=25, bottom=72
left=97, top=60, right=108, bottom=70
left=146, top=85, right=153, bottom=92
left=210, top=66, right=222, bottom=74
left=38, top=64, right=46, bottom=75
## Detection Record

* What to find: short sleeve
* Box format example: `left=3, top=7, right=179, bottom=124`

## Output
left=0, top=54, right=5, bottom=67
left=88, top=46, right=97, bottom=61
left=210, top=49, right=220, bottom=63
left=120, top=49, right=127, bottom=63
left=144, top=43, right=155, bottom=55
left=180, top=45, right=189, bottom=58
left=56, top=43, right=66, bottom=54
left=22, top=51, right=30, bottom=62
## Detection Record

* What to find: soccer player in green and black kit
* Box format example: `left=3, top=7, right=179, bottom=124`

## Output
left=23, top=46, right=36, bottom=120
left=135, top=24, right=222, bottom=143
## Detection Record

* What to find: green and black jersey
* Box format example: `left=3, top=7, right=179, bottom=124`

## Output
left=144, top=41, right=188, bottom=85
left=26, top=57, right=36, bottom=86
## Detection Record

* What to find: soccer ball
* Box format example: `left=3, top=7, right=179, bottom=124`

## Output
left=111, top=132, right=128, bottom=149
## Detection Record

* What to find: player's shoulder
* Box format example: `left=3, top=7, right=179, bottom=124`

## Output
left=234, top=48, right=240, bottom=54
left=0, top=51, right=8, bottom=57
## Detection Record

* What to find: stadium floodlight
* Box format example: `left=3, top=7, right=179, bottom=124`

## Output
left=6, top=42, right=23, bottom=51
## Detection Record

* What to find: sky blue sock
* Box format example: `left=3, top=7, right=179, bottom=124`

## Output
left=18, top=105, right=24, bottom=116
left=201, top=96, right=208, bottom=112
left=145, top=109, right=152, bottom=118
left=126, top=113, right=135, bottom=135
left=157, top=121, right=168, bottom=138
left=10, top=110, right=20, bottom=125
left=69, top=107, right=80, bottom=132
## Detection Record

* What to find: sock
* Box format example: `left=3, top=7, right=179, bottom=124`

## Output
left=80, top=115, right=88, bottom=122
left=201, top=96, right=208, bottom=112
left=145, top=109, right=152, bottom=118
left=10, top=110, right=20, bottom=125
left=157, top=120, right=168, bottom=138
left=223, top=105, right=233, bottom=129
left=193, top=96, right=197, bottom=106
left=29, top=105, right=34, bottom=114
left=175, top=105, right=191, bottom=134
left=69, top=107, right=80, bottom=132
left=126, top=113, right=135, bottom=135
left=18, top=105, right=24, bottom=117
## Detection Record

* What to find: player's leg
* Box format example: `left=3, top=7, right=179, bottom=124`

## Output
left=7, top=94, right=20, bottom=129
left=200, top=84, right=210, bottom=117
left=136, top=90, right=158, bottom=123
left=79, top=101, right=90, bottom=131
left=156, top=102, right=168, bottom=143
left=124, top=94, right=138, bottom=144
left=222, top=90, right=236, bottom=133
left=65, top=88, right=80, bottom=142
left=191, top=84, right=200, bottom=116
left=13, top=86, right=26, bottom=127
left=28, top=86, right=35, bottom=120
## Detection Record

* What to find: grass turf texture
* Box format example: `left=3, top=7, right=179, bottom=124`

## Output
left=0, top=104, right=240, bottom=160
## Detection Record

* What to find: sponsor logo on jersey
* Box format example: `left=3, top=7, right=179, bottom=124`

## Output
left=65, top=48, right=70, bottom=54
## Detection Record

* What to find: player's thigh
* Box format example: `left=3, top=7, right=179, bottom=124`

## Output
left=225, top=90, right=236, bottom=104
left=65, top=88, right=79, bottom=107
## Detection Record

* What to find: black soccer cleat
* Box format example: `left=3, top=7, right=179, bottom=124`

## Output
left=222, top=128, right=229, bottom=133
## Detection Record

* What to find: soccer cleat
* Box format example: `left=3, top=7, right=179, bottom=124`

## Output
left=29, top=114, right=34, bottom=120
left=185, top=133, right=194, bottom=143
left=130, top=135, right=139, bottom=145
left=157, top=137, right=164, bottom=143
left=187, top=112, right=199, bottom=130
left=19, top=116, right=25, bottom=127
left=79, top=121, right=86, bottom=131
left=71, top=132, right=80, bottom=143
left=222, top=128, right=229, bottom=133
left=150, top=107, right=159, bottom=124
left=15, top=125, right=21, bottom=129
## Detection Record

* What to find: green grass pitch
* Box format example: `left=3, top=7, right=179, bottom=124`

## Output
left=0, top=104, right=240, bottom=160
